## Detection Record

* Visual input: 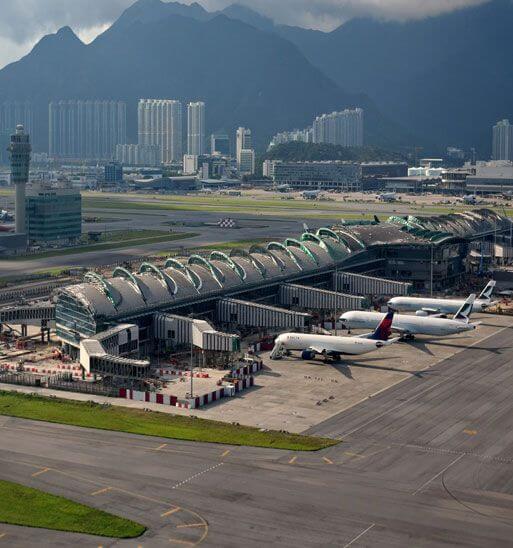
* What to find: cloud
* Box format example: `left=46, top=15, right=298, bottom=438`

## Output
left=0, top=0, right=492, bottom=67
left=203, top=0, right=490, bottom=30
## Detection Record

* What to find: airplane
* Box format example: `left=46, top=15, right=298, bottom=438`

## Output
left=387, top=280, right=496, bottom=316
left=270, top=309, right=399, bottom=361
left=340, top=295, right=479, bottom=339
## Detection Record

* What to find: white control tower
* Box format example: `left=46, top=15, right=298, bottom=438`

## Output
left=8, top=124, right=31, bottom=234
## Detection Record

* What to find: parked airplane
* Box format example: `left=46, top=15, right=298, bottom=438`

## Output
left=270, top=310, right=398, bottom=361
left=340, top=295, right=478, bottom=339
left=387, top=280, right=496, bottom=316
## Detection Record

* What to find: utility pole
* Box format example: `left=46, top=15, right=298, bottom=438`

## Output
left=430, top=244, right=434, bottom=297
left=190, top=338, right=194, bottom=398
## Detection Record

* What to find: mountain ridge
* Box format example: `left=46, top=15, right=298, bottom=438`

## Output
left=0, top=2, right=400, bottom=152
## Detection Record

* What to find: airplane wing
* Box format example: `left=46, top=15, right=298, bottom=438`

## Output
left=308, top=345, right=341, bottom=356
left=421, top=307, right=441, bottom=314
left=390, top=326, right=411, bottom=335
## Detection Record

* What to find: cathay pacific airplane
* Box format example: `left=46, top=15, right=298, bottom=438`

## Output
left=270, top=309, right=398, bottom=361
left=387, top=280, right=496, bottom=316
left=340, top=294, right=479, bottom=339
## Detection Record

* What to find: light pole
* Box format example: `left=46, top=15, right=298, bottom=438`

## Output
left=430, top=244, right=434, bottom=297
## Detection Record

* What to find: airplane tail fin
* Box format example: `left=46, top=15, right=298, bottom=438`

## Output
left=368, top=308, right=395, bottom=341
left=478, top=280, right=496, bottom=301
left=453, top=294, right=475, bottom=322
left=374, top=215, right=380, bottom=224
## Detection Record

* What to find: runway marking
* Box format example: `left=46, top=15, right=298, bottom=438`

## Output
left=323, top=457, right=334, bottom=465
left=341, top=324, right=513, bottom=438
left=220, top=449, right=230, bottom=458
left=288, top=456, right=297, bottom=464
left=155, top=443, right=168, bottom=451
left=168, top=538, right=195, bottom=546
left=90, top=486, right=113, bottom=496
left=412, top=454, right=465, bottom=496
left=31, top=467, right=50, bottom=477
left=343, top=523, right=375, bottom=547
left=176, top=523, right=205, bottom=529
left=172, top=463, right=224, bottom=490
left=0, top=533, right=6, bottom=539
left=161, top=507, right=181, bottom=517
left=344, top=451, right=365, bottom=459
left=463, top=429, right=478, bottom=436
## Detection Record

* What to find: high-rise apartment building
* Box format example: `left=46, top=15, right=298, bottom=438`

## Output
left=236, top=127, right=252, bottom=163
left=210, top=134, right=230, bottom=156
left=313, top=108, right=364, bottom=147
left=492, top=119, right=513, bottom=161
left=187, top=102, right=205, bottom=155
left=138, top=99, right=182, bottom=164
left=1, top=101, right=33, bottom=136
left=238, top=149, right=255, bottom=175
left=1, top=101, right=33, bottom=162
left=48, top=100, right=126, bottom=160
left=115, top=144, right=161, bottom=166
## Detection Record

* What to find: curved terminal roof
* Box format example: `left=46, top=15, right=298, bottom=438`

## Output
left=57, top=208, right=511, bottom=322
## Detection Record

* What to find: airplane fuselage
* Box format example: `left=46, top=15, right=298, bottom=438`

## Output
left=274, top=332, right=390, bottom=356
left=340, top=311, right=477, bottom=336
left=387, top=296, right=490, bottom=314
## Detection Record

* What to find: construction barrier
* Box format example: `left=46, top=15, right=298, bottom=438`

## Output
left=119, top=381, right=253, bottom=409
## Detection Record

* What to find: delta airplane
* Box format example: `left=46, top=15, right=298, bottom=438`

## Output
left=270, top=310, right=398, bottom=361
left=387, top=280, right=496, bottom=316
left=340, top=294, right=479, bottom=339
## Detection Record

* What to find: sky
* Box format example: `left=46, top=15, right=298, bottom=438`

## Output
left=0, top=0, right=489, bottom=69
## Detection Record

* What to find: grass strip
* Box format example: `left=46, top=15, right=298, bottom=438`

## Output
left=0, top=391, right=337, bottom=451
left=3, top=232, right=198, bottom=261
left=0, top=479, right=145, bottom=538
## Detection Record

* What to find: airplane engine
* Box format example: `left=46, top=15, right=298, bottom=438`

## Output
left=301, top=349, right=316, bottom=360
left=415, top=310, right=429, bottom=317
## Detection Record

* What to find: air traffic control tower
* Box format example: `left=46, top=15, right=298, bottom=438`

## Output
left=9, top=124, right=31, bottom=235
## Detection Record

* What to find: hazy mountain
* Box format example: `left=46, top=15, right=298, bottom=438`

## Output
left=220, top=4, right=275, bottom=33
left=278, top=0, right=513, bottom=156
left=0, top=0, right=402, bottom=152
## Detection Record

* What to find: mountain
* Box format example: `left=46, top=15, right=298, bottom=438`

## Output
left=220, top=4, right=275, bottom=33
left=277, top=0, right=513, bottom=156
left=0, top=0, right=402, bottom=153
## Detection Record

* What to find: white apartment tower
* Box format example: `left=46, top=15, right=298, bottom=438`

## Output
left=236, top=127, right=252, bottom=165
left=49, top=100, right=126, bottom=159
left=492, top=119, right=513, bottom=161
left=313, top=108, right=364, bottom=147
left=187, top=102, right=205, bottom=156
left=138, top=99, right=182, bottom=164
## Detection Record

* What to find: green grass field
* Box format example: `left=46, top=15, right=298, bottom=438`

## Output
left=0, top=479, right=145, bottom=538
left=3, top=231, right=198, bottom=261
left=0, top=391, right=337, bottom=451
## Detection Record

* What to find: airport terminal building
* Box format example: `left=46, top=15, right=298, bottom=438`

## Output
left=55, top=209, right=510, bottom=358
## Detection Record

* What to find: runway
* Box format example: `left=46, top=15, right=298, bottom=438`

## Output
left=2, top=324, right=513, bottom=546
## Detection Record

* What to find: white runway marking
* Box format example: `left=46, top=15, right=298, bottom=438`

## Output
left=412, top=454, right=465, bottom=495
left=343, top=523, right=375, bottom=547
left=172, top=463, right=224, bottom=490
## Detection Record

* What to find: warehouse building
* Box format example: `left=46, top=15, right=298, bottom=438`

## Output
left=55, top=209, right=510, bottom=359
left=272, top=161, right=361, bottom=191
